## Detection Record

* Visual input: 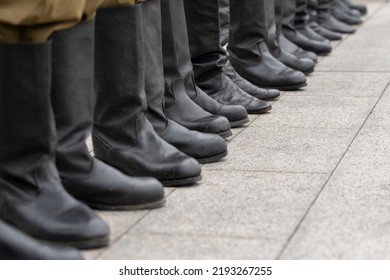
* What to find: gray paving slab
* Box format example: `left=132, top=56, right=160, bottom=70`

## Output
left=99, top=234, right=281, bottom=260
left=253, top=95, right=377, bottom=129
left=97, top=170, right=328, bottom=259
left=203, top=126, right=357, bottom=173
left=280, top=85, right=390, bottom=260
left=280, top=153, right=390, bottom=259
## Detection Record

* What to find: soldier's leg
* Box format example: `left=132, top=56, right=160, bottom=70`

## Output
left=50, top=0, right=166, bottom=211
left=0, top=0, right=110, bottom=251
left=92, top=0, right=202, bottom=186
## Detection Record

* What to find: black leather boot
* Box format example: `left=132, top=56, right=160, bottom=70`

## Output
left=184, top=0, right=273, bottom=113
left=228, top=0, right=307, bottom=91
left=278, top=33, right=319, bottom=62
left=161, top=0, right=237, bottom=135
left=343, top=0, right=367, bottom=15
left=294, top=0, right=332, bottom=42
left=308, top=0, right=343, bottom=41
left=331, top=0, right=363, bottom=25
left=317, top=0, right=356, bottom=34
left=0, top=220, right=83, bottom=260
left=51, top=20, right=165, bottom=210
left=93, top=4, right=201, bottom=187
left=269, top=0, right=315, bottom=74
left=223, top=60, right=281, bottom=101
left=0, top=42, right=109, bottom=249
left=282, top=0, right=332, bottom=55
left=143, top=0, right=227, bottom=163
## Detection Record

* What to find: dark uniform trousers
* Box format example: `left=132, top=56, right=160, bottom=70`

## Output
left=0, top=0, right=144, bottom=42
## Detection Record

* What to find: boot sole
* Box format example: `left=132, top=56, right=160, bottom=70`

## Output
left=230, top=116, right=250, bottom=128
left=265, top=82, right=307, bottom=91
left=219, top=130, right=233, bottom=138
left=160, top=175, right=202, bottom=187
left=45, top=235, right=110, bottom=250
left=197, top=150, right=228, bottom=164
left=246, top=105, right=272, bottom=114
left=81, top=197, right=167, bottom=211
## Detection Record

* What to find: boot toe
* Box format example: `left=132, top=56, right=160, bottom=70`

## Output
left=198, top=114, right=231, bottom=137
left=162, top=157, right=201, bottom=187
left=219, top=104, right=249, bottom=127
left=127, top=177, right=166, bottom=207
left=299, top=58, right=315, bottom=75
left=266, top=89, right=281, bottom=100
left=246, top=100, right=272, bottom=114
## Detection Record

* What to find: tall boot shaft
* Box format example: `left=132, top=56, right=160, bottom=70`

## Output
left=161, top=0, right=232, bottom=137
left=0, top=41, right=109, bottom=249
left=281, top=0, right=297, bottom=31
left=183, top=0, right=227, bottom=77
left=51, top=20, right=94, bottom=178
left=143, top=0, right=167, bottom=134
left=0, top=42, right=54, bottom=198
left=93, top=3, right=201, bottom=186
left=219, top=0, right=230, bottom=46
left=229, top=0, right=268, bottom=61
left=94, top=5, right=146, bottom=145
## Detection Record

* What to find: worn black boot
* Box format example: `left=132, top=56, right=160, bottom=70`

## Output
left=161, top=0, right=248, bottom=129
left=331, top=0, right=363, bottom=25
left=343, top=0, right=367, bottom=15
left=143, top=0, right=227, bottom=163
left=294, top=0, right=332, bottom=42
left=269, top=0, right=315, bottom=74
left=317, top=0, right=356, bottom=34
left=93, top=4, right=201, bottom=187
left=0, top=220, right=83, bottom=260
left=51, top=20, right=165, bottom=210
left=184, top=0, right=273, bottom=113
left=223, top=60, right=281, bottom=101
left=228, top=0, right=307, bottom=91
left=308, top=0, right=343, bottom=41
left=0, top=42, right=109, bottom=249
left=220, top=0, right=281, bottom=102
left=282, top=0, right=332, bottom=55
left=161, top=0, right=237, bottom=135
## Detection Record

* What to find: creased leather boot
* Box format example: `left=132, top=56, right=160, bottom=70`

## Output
left=228, top=0, right=307, bottom=91
left=331, top=0, right=363, bottom=25
left=282, top=0, right=332, bottom=55
left=317, top=0, right=356, bottom=34
left=0, top=42, right=109, bottom=249
left=269, top=0, right=315, bottom=74
left=161, top=0, right=248, bottom=129
left=343, top=0, right=367, bottom=15
left=294, top=0, right=332, bottom=42
left=308, top=0, right=343, bottom=41
left=0, top=220, right=83, bottom=260
left=93, top=4, right=201, bottom=187
left=183, top=0, right=273, bottom=112
left=161, top=0, right=233, bottom=138
left=51, top=20, right=165, bottom=210
left=143, top=0, right=227, bottom=163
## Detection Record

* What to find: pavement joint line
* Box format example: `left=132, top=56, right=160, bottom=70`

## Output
left=275, top=80, right=390, bottom=260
